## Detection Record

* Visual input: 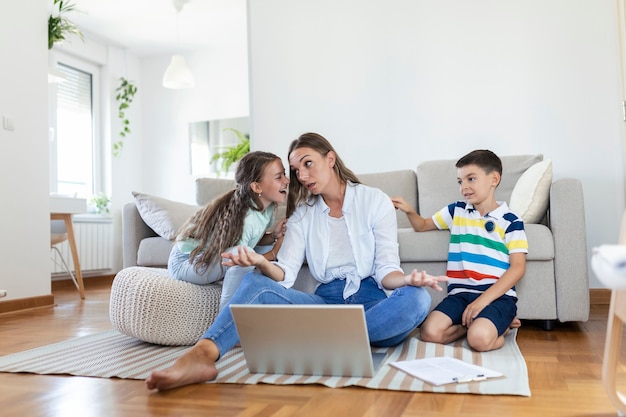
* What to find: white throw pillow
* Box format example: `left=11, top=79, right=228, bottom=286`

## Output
left=132, top=191, right=200, bottom=240
left=509, top=160, right=552, bottom=224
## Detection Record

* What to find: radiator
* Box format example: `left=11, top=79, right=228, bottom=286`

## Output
left=51, top=218, right=114, bottom=275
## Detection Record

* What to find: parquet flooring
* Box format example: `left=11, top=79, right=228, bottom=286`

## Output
left=0, top=278, right=625, bottom=417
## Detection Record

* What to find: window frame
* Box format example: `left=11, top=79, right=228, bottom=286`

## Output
left=49, top=51, right=105, bottom=199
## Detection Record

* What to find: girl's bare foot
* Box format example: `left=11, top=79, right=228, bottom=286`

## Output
left=510, top=317, right=521, bottom=329
left=146, top=339, right=219, bottom=391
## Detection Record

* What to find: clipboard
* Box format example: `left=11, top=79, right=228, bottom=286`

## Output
left=390, top=356, right=503, bottom=386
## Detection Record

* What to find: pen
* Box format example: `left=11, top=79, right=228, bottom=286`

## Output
left=452, top=374, right=486, bottom=383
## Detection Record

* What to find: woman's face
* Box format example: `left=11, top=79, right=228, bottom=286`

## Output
left=288, top=146, right=335, bottom=195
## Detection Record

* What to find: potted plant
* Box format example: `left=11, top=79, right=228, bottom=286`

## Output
left=48, top=0, right=84, bottom=49
left=89, top=193, right=111, bottom=215
left=210, top=128, right=250, bottom=176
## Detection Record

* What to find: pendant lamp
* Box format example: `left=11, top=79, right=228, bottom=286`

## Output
left=163, top=0, right=195, bottom=89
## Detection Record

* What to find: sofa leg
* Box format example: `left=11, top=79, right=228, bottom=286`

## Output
left=539, top=319, right=556, bottom=331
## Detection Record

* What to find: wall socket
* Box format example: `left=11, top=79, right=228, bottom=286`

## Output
left=0, top=290, right=7, bottom=297
left=2, top=115, right=15, bottom=131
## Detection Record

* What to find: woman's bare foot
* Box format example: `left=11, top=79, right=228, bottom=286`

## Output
left=146, top=339, right=219, bottom=391
left=510, top=317, right=521, bottom=329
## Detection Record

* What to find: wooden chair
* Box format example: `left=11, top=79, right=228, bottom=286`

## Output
left=51, top=219, right=83, bottom=298
left=599, top=210, right=626, bottom=416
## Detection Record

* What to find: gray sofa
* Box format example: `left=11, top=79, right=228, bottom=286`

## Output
left=122, top=154, right=589, bottom=329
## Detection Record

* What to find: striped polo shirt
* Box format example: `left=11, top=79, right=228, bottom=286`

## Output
left=432, top=201, right=528, bottom=298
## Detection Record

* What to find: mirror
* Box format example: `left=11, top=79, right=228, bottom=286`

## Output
left=189, top=116, right=249, bottom=177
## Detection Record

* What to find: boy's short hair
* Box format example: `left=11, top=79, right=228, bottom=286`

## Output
left=456, top=149, right=502, bottom=176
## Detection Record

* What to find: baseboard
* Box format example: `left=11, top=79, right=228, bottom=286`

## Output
left=0, top=294, right=55, bottom=315
left=590, top=288, right=611, bottom=305
left=0, top=274, right=116, bottom=315
left=51, top=274, right=115, bottom=290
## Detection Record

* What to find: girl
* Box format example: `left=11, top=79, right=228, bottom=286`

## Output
left=167, top=151, right=289, bottom=310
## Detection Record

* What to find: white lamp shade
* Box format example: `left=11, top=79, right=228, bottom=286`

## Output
left=162, top=54, right=195, bottom=89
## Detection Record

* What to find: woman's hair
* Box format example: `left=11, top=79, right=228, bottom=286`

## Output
left=178, top=151, right=281, bottom=274
left=286, top=132, right=360, bottom=216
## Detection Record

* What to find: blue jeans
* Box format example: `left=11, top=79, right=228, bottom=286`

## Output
left=202, top=271, right=432, bottom=358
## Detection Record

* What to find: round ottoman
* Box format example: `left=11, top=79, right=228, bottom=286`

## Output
left=109, top=266, right=222, bottom=346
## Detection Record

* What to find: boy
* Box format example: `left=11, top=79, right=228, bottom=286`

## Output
left=392, top=150, right=527, bottom=352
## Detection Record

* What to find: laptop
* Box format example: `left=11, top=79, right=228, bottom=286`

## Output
left=230, top=304, right=387, bottom=378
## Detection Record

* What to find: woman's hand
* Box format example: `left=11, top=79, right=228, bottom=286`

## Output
left=404, top=270, right=448, bottom=291
left=221, top=246, right=267, bottom=268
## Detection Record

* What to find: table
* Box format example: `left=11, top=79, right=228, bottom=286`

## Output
left=50, top=196, right=87, bottom=299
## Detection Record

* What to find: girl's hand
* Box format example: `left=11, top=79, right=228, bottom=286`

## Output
left=404, top=270, right=448, bottom=291
left=221, top=246, right=266, bottom=268
left=271, top=218, right=288, bottom=240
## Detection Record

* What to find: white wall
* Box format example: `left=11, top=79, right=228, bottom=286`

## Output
left=0, top=1, right=51, bottom=300
left=140, top=45, right=250, bottom=204
left=248, top=0, right=625, bottom=288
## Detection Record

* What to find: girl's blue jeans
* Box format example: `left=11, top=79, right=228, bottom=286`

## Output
left=201, top=271, right=432, bottom=358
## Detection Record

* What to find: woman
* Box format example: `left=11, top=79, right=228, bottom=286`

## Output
left=146, top=133, right=446, bottom=391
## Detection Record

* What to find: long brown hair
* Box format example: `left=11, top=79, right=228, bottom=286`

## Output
left=178, top=151, right=281, bottom=274
left=286, top=132, right=360, bottom=217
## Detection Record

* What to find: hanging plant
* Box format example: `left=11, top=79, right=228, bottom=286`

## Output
left=48, top=0, right=84, bottom=50
left=210, top=128, right=250, bottom=177
left=113, top=77, right=138, bottom=157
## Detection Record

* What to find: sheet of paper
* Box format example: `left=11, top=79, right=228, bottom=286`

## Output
left=390, top=356, right=503, bottom=386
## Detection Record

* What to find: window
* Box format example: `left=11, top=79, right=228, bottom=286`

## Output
left=49, top=53, right=102, bottom=199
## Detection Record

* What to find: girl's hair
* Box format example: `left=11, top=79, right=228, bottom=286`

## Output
left=286, top=132, right=360, bottom=216
left=178, top=151, right=281, bottom=274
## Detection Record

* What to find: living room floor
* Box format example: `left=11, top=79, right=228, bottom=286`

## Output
left=0, top=277, right=625, bottom=417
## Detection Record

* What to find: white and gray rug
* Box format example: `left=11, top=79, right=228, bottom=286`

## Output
left=0, top=328, right=530, bottom=396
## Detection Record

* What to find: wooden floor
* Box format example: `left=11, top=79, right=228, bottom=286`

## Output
left=1, top=279, right=626, bottom=417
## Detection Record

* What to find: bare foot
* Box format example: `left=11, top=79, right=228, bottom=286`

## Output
left=145, top=339, right=219, bottom=391
left=510, top=317, right=521, bottom=329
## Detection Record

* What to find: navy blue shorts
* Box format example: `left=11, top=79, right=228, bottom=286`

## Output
left=433, top=292, right=517, bottom=336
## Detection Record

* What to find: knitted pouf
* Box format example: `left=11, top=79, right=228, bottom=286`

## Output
left=109, top=266, right=222, bottom=346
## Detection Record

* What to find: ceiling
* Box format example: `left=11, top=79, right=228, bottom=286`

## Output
left=63, top=0, right=247, bottom=57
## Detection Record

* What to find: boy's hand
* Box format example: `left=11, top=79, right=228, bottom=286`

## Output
left=405, top=270, right=448, bottom=291
left=462, top=299, right=489, bottom=327
left=391, top=196, right=416, bottom=214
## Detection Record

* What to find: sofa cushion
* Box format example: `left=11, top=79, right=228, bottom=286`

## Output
left=195, top=177, right=237, bottom=206
left=416, top=154, right=543, bottom=217
left=397, top=224, right=553, bottom=263
left=509, top=159, right=553, bottom=224
left=398, top=228, right=450, bottom=262
left=137, top=237, right=175, bottom=267
left=132, top=191, right=200, bottom=240
left=359, top=170, right=418, bottom=229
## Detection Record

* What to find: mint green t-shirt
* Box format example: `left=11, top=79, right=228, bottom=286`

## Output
left=176, top=204, right=275, bottom=255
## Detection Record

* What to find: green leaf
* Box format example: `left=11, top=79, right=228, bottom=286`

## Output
left=113, top=77, right=138, bottom=157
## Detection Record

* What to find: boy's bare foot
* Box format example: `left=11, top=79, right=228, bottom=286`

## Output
left=146, top=339, right=219, bottom=391
left=510, top=317, right=521, bottom=329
